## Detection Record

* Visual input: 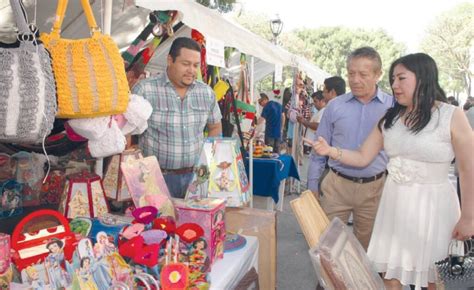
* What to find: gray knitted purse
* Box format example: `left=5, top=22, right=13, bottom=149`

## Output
left=0, top=0, right=57, bottom=144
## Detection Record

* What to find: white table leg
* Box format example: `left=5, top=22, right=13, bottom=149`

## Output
left=266, top=196, right=274, bottom=211
left=276, top=179, right=286, bottom=211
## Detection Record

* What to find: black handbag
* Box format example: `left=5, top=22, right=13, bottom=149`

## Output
left=435, top=239, right=474, bottom=289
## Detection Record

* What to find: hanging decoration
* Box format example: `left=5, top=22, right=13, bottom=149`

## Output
left=191, top=29, right=208, bottom=83
left=123, top=10, right=181, bottom=88
left=185, top=138, right=250, bottom=207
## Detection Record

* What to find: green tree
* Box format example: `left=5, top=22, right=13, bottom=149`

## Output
left=232, top=11, right=274, bottom=41
left=233, top=12, right=406, bottom=93
left=286, top=27, right=406, bottom=92
left=421, top=3, right=474, bottom=97
left=196, top=0, right=236, bottom=13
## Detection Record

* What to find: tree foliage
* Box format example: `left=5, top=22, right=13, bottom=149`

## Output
left=286, top=27, right=406, bottom=92
left=232, top=11, right=273, bottom=42
left=233, top=12, right=406, bottom=93
left=196, top=0, right=236, bottom=13
left=421, top=3, right=474, bottom=97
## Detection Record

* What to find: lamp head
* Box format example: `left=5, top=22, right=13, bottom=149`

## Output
left=270, top=15, right=283, bottom=39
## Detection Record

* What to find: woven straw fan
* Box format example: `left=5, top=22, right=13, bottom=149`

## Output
left=290, top=190, right=330, bottom=248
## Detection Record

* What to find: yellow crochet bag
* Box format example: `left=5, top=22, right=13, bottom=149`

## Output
left=213, top=68, right=229, bottom=101
left=40, top=0, right=129, bottom=118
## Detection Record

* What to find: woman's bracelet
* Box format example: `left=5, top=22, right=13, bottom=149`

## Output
left=330, top=146, right=343, bottom=161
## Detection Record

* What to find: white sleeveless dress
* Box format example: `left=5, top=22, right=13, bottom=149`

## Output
left=367, top=103, right=460, bottom=289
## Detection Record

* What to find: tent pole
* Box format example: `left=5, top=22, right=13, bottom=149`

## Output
left=94, top=0, right=113, bottom=178
left=249, top=56, right=255, bottom=208
left=290, top=68, right=299, bottom=194
left=103, top=0, right=113, bottom=35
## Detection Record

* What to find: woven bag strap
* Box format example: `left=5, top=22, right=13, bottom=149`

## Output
left=9, top=0, right=32, bottom=36
left=50, top=0, right=100, bottom=38
left=216, top=66, right=221, bottom=82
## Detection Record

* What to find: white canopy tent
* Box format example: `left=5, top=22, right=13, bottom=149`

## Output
left=130, top=25, right=293, bottom=87
left=1, top=0, right=328, bottom=205
left=0, top=0, right=329, bottom=83
left=135, top=0, right=329, bottom=83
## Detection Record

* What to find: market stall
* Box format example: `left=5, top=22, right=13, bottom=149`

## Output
left=0, top=0, right=324, bottom=289
left=0, top=0, right=330, bottom=200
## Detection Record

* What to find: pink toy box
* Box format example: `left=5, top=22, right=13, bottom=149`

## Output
left=174, top=198, right=226, bottom=268
left=0, top=233, right=10, bottom=275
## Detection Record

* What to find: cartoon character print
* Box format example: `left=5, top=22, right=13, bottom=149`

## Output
left=76, top=257, right=98, bottom=290
left=25, top=266, right=46, bottom=290
left=44, top=238, right=70, bottom=288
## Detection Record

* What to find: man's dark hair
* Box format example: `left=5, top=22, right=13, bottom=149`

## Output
left=259, top=93, right=269, bottom=101
left=447, top=96, right=459, bottom=106
left=169, top=37, right=201, bottom=62
left=463, top=102, right=473, bottom=111
left=347, top=46, right=382, bottom=72
left=324, top=76, right=346, bottom=96
left=311, top=91, right=324, bottom=101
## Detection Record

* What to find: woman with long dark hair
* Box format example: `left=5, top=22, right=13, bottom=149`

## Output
left=306, top=53, right=473, bottom=289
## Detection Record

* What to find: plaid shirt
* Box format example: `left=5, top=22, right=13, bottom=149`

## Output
left=132, top=73, right=222, bottom=169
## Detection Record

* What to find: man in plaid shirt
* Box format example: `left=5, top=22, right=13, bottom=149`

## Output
left=132, top=37, right=222, bottom=198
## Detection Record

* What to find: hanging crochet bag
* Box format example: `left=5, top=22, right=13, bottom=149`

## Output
left=40, top=0, right=129, bottom=118
left=0, top=0, right=57, bottom=143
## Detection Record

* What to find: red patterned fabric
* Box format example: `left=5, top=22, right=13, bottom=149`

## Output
left=191, top=29, right=207, bottom=82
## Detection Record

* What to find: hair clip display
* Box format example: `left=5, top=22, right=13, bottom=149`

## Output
left=132, top=244, right=159, bottom=268
left=141, top=229, right=167, bottom=245
left=132, top=206, right=158, bottom=224
left=152, top=217, right=176, bottom=235
left=120, top=223, right=145, bottom=240
left=119, top=236, right=144, bottom=259
left=175, top=223, right=204, bottom=244
left=161, top=237, right=189, bottom=290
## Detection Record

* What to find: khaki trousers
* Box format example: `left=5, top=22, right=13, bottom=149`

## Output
left=320, top=169, right=385, bottom=250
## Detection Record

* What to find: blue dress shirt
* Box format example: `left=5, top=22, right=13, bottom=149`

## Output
left=307, top=88, right=394, bottom=191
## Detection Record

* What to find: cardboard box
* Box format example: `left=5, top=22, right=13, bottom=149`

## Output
left=225, top=207, right=276, bottom=290
left=175, top=198, right=226, bottom=268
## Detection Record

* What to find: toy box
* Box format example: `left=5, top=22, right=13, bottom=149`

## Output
left=174, top=198, right=226, bottom=268
left=0, top=233, right=10, bottom=276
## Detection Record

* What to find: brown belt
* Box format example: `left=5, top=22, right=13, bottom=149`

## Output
left=330, top=167, right=386, bottom=184
left=161, top=167, right=194, bottom=174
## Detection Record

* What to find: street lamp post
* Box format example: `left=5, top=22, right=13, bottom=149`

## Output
left=270, top=15, right=283, bottom=89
